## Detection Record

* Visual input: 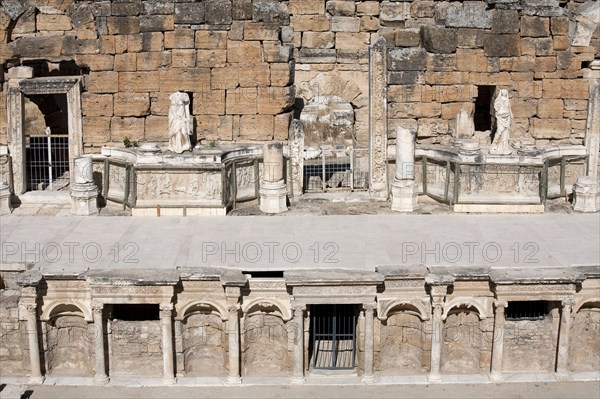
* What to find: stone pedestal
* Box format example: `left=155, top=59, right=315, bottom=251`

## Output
left=260, top=142, right=288, bottom=214
left=0, top=182, right=12, bottom=215
left=391, top=179, right=418, bottom=212
left=573, top=176, right=600, bottom=212
left=70, top=157, right=98, bottom=215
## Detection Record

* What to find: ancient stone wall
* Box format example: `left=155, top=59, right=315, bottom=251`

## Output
left=44, top=315, right=94, bottom=376
left=502, top=313, right=558, bottom=373
left=383, top=0, right=599, bottom=146
left=0, top=293, right=27, bottom=376
left=242, top=313, right=292, bottom=376
left=109, top=319, right=163, bottom=377
left=180, top=312, right=228, bottom=376
left=0, top=0, right=295, bottom=150
left=569, top=306, right=600, bottom=371
left=441, top=310, right=492, bottom=374
left=379, top=312, right=429, bottom=374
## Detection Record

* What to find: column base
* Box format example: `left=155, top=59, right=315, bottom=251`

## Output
left=227, top=376, right=242, bottom=384
left=70, top=183, right=99, bottom=215
left=573, top=177, right=600, bottom=212
left=28, top=375, right=45, bottom=385
left=489, top=373, right=503, bottom=381
left=555, top=371, right=572, bottom=381
left=0, top=184, right=12, bottom=215
left=259, top=180, right=288, bottom=214
left=162, top=377, right=177, bottom=385
left=291, top=376, right=305, bottom=384
left=391, top=179, right=418, bottom=212
left=94, top=375, right=110, bottom=385
left=427, top=373, right=441, bottom=383
left=361, top=375, right=375, bottom=384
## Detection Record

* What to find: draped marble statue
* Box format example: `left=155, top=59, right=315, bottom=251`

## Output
left=490, top=89, right=512, bottom=155
left=168, top=92, right=193, bottom=154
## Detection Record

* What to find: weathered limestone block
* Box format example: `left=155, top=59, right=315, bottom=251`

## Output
left=195, top=115, right=233, bottom=141
left=445, top=2, right=492, bottom=29
left=112, top=1, right=142, bottom=17
left=174, top=2, right=205, bottom=24
left=196, top=31, right=227, bottom=50
left=302, top=31, right=334, bottom=48
left=253, top=0, right=288, bottom=24
left=257, top=86, right=295, bottom=115
left=335, top=32, right=370, bottom=50
left=291, top=15, right=330, bottom=31
left=196, top=50, right=227, bottom=68
left=361, top=16, right=379, bottom=32
left=114, top=93, right=150, bottom=117
left=232, top=0, right=253, bottom=20
left=239, top=114, right=274, bottom=140
left=331, top=17, right=360, bottom=33
left=137, top=51, right=171, bottom=71
left=421, top=26, right=457, bottom=54
left=144, top=115, right=168, bottom=141
left=205, top=0, right=233, bottom=25
left=537, top=99, right=563, bottom=119
left=298, top=48, right=337, bottom=63
left=107, top=16, right=140, bottom=35
left=274, top=111, right=293, bottom=141
left=492, top=9, right=519, bottom=34
left=164, top=30, right=195, bottom=49
left=226, top=41, right=262, bottom=63
left=139, top=15, right=174, bottom=32
left=357, top=1, right=380, bottom=16
left=457, top=28, right=485, bottom=48
left=395, top=29, right=421, bottom=47
left=86, top=72, right=119, bottom=93
left=37, top=14, right=72, bottom=31
left=263, top=42, right=293, bottom=62
left=120, top=71, right=160, bottom=92
left=573, top=176, right=600, bottom=212
left=327, top=1, right=355, bottom=16
left=10, top=36, right=64, bottom=59
left=380, top=1, right=411, bottom=24
left=82, top=93, right=113, bottom=117
left=159, top=68, right=210, bottom=92
left=226, top=88, right=258, bottom=114
left=388, top=48, right=427, bottom=71
left=115, top=53, right=137, bottom=71
left=244, top=22, right=279, bottom=41
left=289, top=0, right=325, bottom=15
left=484, top=34, right=520, bottom=57
left=238, top=63, right=270, bottom=87
left=111, top=116, right=145, bottom=141
left=531, top=118, right=571, bottom=139
left=193, top=90, right=225, bottom=115
left=521, top=16, right=550, bottom=37
left=172, top=49, right=197, bottom=68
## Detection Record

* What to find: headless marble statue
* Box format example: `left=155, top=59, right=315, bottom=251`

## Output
left=168, top=91, right=193, bottom=153
left=490, top=89, right=512, bottom=155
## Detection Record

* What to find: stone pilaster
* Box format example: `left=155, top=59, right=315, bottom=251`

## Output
left=425, top=277, right=452, bottom=382
left=25, top=304, right=44, bottom=384
left=92, top=303, right=109, bottom=384
left=289, top=120, right=304, bottom=199
left=260, top=142, right=288, bottom=214
left=227, top=304, right=241, bottom=384
left=291, top=304, right=306, bottom=384
left=391, top=127, right=418, bottom=212
left=7, top=79, right=25, bottom=195
left=556, top=298, right=574, bottom=376
left=585, top=84, right=599, bottom=179
left=369, top=37, right=388, bottom=198
left=361, top=303, right=376, bottom=384
left=160, top=304, right=176, bottom=385
left=490, top=300, right=508, bottom=380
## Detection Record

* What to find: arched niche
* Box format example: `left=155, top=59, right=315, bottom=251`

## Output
left=181, top=304, right=228, bottom=377
left=44, top=304, right=93, bottom=376
left=441, top=306, right=491, bottom=374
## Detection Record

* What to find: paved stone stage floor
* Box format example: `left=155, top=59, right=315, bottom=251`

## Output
left=1, top=380, right=599, bottom=399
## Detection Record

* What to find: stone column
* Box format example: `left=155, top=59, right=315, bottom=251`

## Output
left=92, top=303, right=109, bottom=384
left=70, top=156, right=98, bottom=215
left=362, top=303, right=376, bottom=384
left=585, top=84, right=599, bottom=179
left=227, top=305, right=241, bottom=383
left=556, top=298, right=574, bottom=375
left=369, top=37, right=388, bottom=198
left=391, top=127, right=418, bottom=212
left=260, top=142, right=288, bottom=214
left=160, top=304, right=176, bottom=384
left=291, top=304, right=306, bottom=384
left=7, top=67, right=32, bottom=196
left=490, top=300, right=507, bottom=380
left=428, top=303, right=443, bottom=382
left=25, top=304, right=44, bottom=384
left=289, top=120, right=304, bottom=199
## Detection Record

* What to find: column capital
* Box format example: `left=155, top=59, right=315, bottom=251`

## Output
left=561, top=297, right=575, bottom=308
left=291, top=304, right=306, bottom=314
left=228, top=304, right=240, bottom=314
left=160, top=304, right=173, bottom=318
left=363, top=302, right=377, bottom=312
left=494, top=300, right=508, bottom=309
left=91, top=302, right=104, bottom=313
left=25, top=304, right=37, bottom=315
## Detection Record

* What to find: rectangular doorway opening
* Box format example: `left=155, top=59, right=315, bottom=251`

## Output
left=474, top=85, right=496, bottom=132
left=309, top=304, right=357, bottom=370
left=24, top=94, right=70, bottom=192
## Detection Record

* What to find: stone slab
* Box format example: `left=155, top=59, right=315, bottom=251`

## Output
left=0, top=215, right=598, bottom=272
left=453, top=204, right=545, bottom=213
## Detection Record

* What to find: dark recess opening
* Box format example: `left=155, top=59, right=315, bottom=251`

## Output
left=474, top=85, right=495, bottom=132
left=242, top=271, right=284, bottom=278
left=505, top=300, right=548, bottom=321
left=111, top=304, right=160, bottom=321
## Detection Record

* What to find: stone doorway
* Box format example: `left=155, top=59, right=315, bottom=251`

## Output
left=309, top=304, right=357, bottom=370
left=7, top=74, right=83, bottom=196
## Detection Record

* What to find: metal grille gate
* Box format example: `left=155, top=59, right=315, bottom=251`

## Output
left=303, top=148, right=369, bottom=192
left=26, top=135, right=69, bottom=191
left=310, top=304, right=357, bottom=370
